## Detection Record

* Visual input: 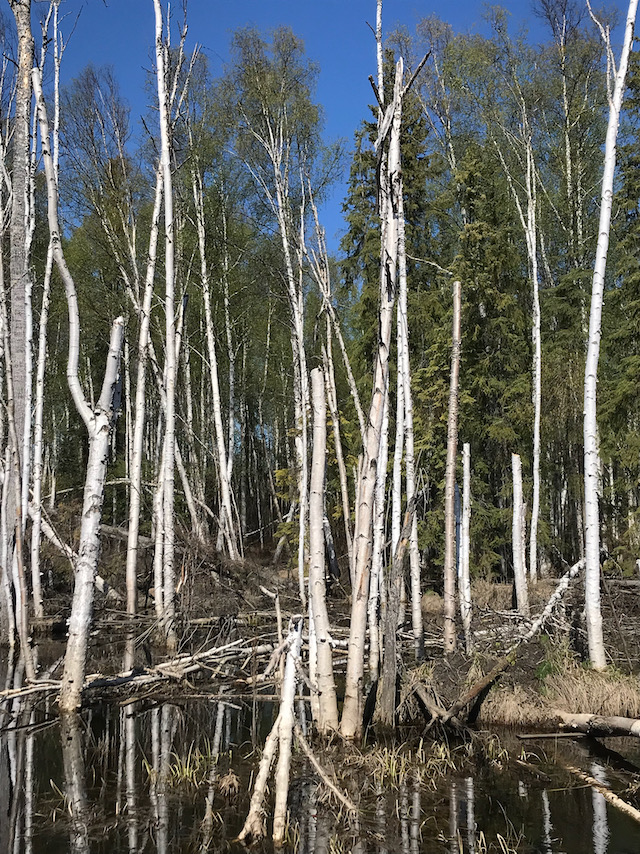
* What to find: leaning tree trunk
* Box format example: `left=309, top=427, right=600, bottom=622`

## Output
left=30, top=4, right=61, bottom=622
left=583, top=0, right=638, bottom=670
left=34, top=67, right=125, bottom=713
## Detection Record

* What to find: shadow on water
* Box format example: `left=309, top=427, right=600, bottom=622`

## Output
left=4, top=651, right=640, bottom=853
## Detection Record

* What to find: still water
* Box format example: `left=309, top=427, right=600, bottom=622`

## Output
left=3, top=660, right=640, bottom=852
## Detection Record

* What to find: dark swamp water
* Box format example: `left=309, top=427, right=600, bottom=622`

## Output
left=4, top=654, right=640, bottom=853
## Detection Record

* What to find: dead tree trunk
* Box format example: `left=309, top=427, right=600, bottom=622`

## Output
left=443, top=280, right=462, bottom=654
left=308, top=368, right=338, bottom=734
left=512, top=453, right=530, bottom=617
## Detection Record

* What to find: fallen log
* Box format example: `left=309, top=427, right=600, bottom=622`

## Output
left=558, top=712, right=640, bottom=739
left=564, top=763, right=640, bottom=823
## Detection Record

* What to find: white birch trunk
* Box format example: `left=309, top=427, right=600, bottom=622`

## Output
left=153, top=0, right=178, bottom=653
left=526, top=140, right=542, bottom=585
left=0, top=452, right=16, bottom=645
left=35, top=66, right=126, bottom=707
left=368, top=377, right=388, bottom=680
left=512, top=453, right=530, bottom=618
left=341, top=59, right=402, bottom=740
left=124, top=168, right=162, bottom=670
left=396, top=135, right=423, bottom=661
left=30, top=1, right=57, bottom=618
left=391, top=334, right=405, bottom=555
left=308, top=368, right=338, bottom=733
left=322, top=323, right=353, bottom=574
left=583, top=0, right=638, bottom=670
left=272, top=616, right=303, bottom=846
left=58, top=318, right=124, bottom=712
left=191, top=168, right=238, bottom=559
left=459, top=443, right=472, bottom=653
left=443, top=280, right=462, bottom=654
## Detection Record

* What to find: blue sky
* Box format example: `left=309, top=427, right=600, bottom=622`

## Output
left=38, top=0, right=629, bottom=251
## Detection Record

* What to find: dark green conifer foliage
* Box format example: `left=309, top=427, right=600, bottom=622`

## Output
left=600, top=45, right=640, bottom=563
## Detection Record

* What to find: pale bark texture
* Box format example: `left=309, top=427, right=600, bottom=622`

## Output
left=511, top=453, right=530, bottom=617
left=59, top=714, right=89, bottom=853
left=124, top=169, right=162, bottom=670
left=459, top=442, right=472, bottom=653
left=192, top=166, right=238, bottom=559
left=5, top=0, right=33, bottom=649
left=583, top=0, right=638, bottom=670
left=8, top=0, right=33, bottom=520
left=153, top=0, right=178, bottom=652
left=308, top=369, right=338, bottom=734
left=34, top=67, right=125, bottom=712
left=443, top=280, right=462, bottom=654
left=340, top=59, right=403, bottom=740
left=395, top=140, right=423, bottom=661
left=58, top=318, right=124, bottom=712
left=272, top=616, right=303, bottom=846
left=368, top=380, right=388, bottom=680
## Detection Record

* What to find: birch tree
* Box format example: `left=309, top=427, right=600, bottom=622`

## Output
left=3, top=0, right=33, bottom=659
left=458, top=443, right=472, bottom=653
left=153, top=0, right=183, bottom=652
left=30, top=0, right=64, bottom=625
left=34, top=67, right=125, bottom=712
left=308, top=368, right=338, bottom=733
left=512, top=453, right=530, bottom=617
left=443, top=280, right=461, bottom=655
left=227, top=28, right=325, bottom=606
left=341, top=58, right=403, bottom=740
left=583, top=0, right=638, bottom=670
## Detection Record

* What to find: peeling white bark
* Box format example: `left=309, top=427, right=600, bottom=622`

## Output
left=308, top=369, right=338, bottom=734
left=584, top=0, right=638, bottom=670
left=512, top=453, right=530, bottom=618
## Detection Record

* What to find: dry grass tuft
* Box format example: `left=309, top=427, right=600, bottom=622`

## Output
left=421, top=590, right=443, bottom=620
left=545, top=668, right=640, bottom=718
left=218, top=770, right=240, bottom=799
left=528, top=578, right=559, bottom=610
left=471, top=580, right=512, bottom=611
left=476, top=683, right=547, bottom=727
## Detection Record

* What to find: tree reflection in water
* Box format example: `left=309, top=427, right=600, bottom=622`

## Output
left=59, top=713, right=88, bottom=854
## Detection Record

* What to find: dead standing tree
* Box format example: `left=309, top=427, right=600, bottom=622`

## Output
left=3, top=0, right=34, bottom=674
left=341, top=50, right=428, bottom=739
left=443, top=280, right=462, bottom=655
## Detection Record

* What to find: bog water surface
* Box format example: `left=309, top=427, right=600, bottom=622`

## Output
left=3, top=687, right=640, bottom=854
